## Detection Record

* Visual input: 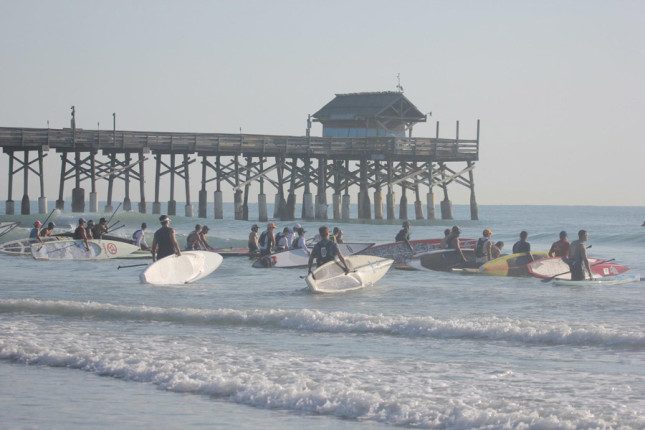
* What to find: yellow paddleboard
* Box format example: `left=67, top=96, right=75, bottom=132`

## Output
left=480, top=252, right=549, bottom=277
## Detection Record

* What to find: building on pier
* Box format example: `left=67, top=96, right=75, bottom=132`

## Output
left=0, top=92, right=480, bottom=221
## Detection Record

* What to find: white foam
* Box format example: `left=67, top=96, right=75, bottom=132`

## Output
left=0, top=298, right=643, bottom=349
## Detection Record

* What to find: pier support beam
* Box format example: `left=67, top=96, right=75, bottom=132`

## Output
left=341, top=194, right=351, bottom=220
left=316, top=159, right=327, bottom=220
left=258, top=193, right=268, bottom=222
left=38, top=197, right=47, bottom=214
left=72, top=187, right=85, bottom=213
left=374, top=189, right=383, bottom=220
left=332, top=194, right=341, bottom=220
left=214, top=191, right=223, bottom=219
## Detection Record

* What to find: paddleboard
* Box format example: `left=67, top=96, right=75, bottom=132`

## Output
left=0, top=221, right=20, bottom=238
left=553, top=274, right=640, bottom=287
left=479, top=251, right=549, bottom=277
left=407, top=249, right=477, bottom=271
left=527, top=257, right=631, bottom=280
left=253, top=242, right=374, bottom=268
left=211, top=247, right=259, bottom=258
left=358, top=238, right=476, bottom=269
left=306, top=255, right=393, bottom=293
left=0, top=237, right=60, bottom=256
left=139, top=250, right=223, bottom=285
left=31, top=239, right=139, bottom=260
left=57, top=232, right=133, bottom=244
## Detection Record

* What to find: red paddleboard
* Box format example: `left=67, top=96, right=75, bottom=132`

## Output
left=527, top=257, right=631, bottom=280
left=358, top=238, right=476, bottom=269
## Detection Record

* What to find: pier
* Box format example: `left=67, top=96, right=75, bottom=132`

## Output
left=0, top=92, right=481, bottom=221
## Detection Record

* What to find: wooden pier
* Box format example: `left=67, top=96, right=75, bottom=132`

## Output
left=0, top=93, right=481, bottom=221
left=0, top=124, right=480, bottom=221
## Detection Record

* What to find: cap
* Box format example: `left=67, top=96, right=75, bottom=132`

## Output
left=483, top=229, right=492, bottom=236
left=251, top=224, right=259, bottom=230
left=78, top=218, right=86, bottom=224
left=559, top=230, right=567, bottom=239
left=99, top=217, right=107, bottom=223
left=34, top=221, right=43, bottom=227
left=47, top=222, right=55, bottom=228
left=159, top=215, right=170, bottom=223
left=298, top=228, right=306, bottom=234
left=267, top=222, right=277, bottom=229
left=141, top=222, right=147, bottom=228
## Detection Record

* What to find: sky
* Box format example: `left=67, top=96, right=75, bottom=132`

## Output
left=1, top=0, right=644, bottom=207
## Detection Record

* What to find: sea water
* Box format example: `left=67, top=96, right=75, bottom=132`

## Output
left=1, top=204, right=644, bottom=429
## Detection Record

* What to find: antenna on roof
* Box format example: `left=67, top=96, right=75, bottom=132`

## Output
left=396, top=73, right=404, bottom=93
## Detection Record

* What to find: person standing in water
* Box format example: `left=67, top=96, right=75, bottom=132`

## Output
left=308, top=226, right=349, bottom=274
left=568, top=229, right=592, bottom=281
left=549, top=231, right=570, bottom=258
left=248, top=224, right=259, bottom=253
left=395, top=221, right=413, bottom=251
left=151, top=215, right=181, bottom=262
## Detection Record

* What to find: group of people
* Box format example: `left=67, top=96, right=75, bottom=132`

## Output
left=186, top=224, right=214, bottom=251
left=548, top=230, right=592, bottom=281
left=29, top=220, right=56, bottom=243
left=248, top=222, right=346, bottom=257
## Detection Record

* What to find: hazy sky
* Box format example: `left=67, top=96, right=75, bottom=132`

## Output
left=1, top=0, right=643, bottom=207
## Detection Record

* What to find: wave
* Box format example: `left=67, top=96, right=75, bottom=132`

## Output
left=1, top=298, right=643, bottom=350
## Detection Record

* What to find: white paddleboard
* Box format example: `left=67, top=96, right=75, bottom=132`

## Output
left=253, top=242, right=374, bottom=268
left=0, top=237, right=60, bottom=256
left=31, top=239, right=139, bottom=260
left=552, top=274, right=640, bottom=287
left=306, top=255, right=393, bottom=293
left=139, top=250, right=223, bottom=285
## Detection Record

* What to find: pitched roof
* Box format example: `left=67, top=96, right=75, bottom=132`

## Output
left=312, top=91, right=426, bottom=122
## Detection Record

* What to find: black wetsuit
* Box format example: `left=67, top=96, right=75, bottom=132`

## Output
left=154, top=226, right=175, bottom=260
left=310, top=238, right=340, bottom=267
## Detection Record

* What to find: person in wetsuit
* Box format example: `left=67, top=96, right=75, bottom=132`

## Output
left=151, top=215, right=181, bottom=262
left=307, top=226, right=349, bottom=275
left=73, top=218, right=90, bottom=250
left=568, top=229, right=592, bottom=281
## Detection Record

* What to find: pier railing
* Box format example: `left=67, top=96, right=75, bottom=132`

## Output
left=0, top=127, right=478, bottom=161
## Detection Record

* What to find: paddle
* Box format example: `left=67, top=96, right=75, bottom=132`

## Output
left=41, top=208, right=58, bottom=226
left=117, top=263, right=149, bottom=270
left=541, top=257, right=615, bottom=283
left=106, top=202, right=122, bottom=225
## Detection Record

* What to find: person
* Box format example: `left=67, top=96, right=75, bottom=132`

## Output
left=186, top=224, right=205, bottom=250
left=491, top=241, right=504, bottom=259
left=475, top=229, right=494, bottom=265
left=151, top=215, right=181, bottom=261
left=132, top=222, right=150, bottom=250
left=292, top=228, right=310, bottom=255
left=199, top=226, right=215, bottom=251
left=439, top=228, right=451, bottom=249
left=248, top=224, right=259, bottom=253
left=512, top=231, right=533, bottom=262
left=567, top=229, right=592, bottom=281
left=86, top=220, right=95, bottom=240
left=288, top=224, right=301, bottom=248
left=29, top=221, right=44, bottom=243
left=73, top=218, right=90, bottom=250
left=395, top=221, right=413, bottom=251
left=259, top=222, right=277, bottom=256
left=334, top=227, right=344, bottom=244
left=276, top=227, right=290, bottom=251
left=549, top=231, right=570, bottom=258
left=308, top=226, right=349, bottom=275
left=447, top=225, right=467, bottom=263
left=40, top=222, right=56, bottom=238
left=92, top=217, right=109, bottom=240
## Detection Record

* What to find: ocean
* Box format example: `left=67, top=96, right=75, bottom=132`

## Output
left=1, top=204, right=644, bottom=429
